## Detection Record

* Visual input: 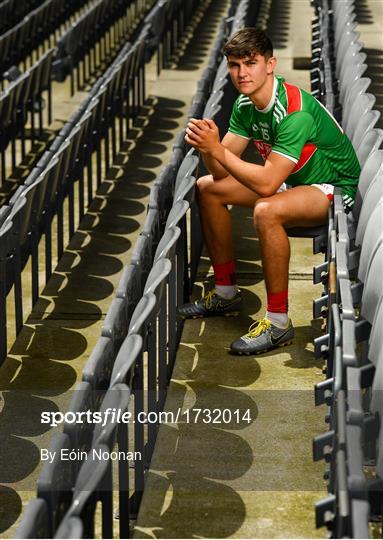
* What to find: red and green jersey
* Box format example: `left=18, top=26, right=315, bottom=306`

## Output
left=228, top=75, right=360, bottom=199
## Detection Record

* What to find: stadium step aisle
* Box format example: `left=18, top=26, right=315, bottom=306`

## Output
left=133, top=1, right=329, bottom=538
left=0, top=0, right=231, bottom=536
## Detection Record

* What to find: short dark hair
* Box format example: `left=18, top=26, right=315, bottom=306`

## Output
left=223, top=27, right=273, bottom=59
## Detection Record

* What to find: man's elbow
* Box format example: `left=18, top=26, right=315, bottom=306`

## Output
left=256, top=185, right=277, bottom=198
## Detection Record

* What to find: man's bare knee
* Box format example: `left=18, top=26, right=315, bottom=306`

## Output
left=253, top=198, right=280, bottom=228
left=196, top=174, right=214, bottom=194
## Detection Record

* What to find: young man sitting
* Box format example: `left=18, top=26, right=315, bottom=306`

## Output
left=178, top=27, right=360, bottom=355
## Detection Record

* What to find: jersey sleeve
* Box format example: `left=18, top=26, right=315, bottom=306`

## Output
left=272, top=111, right=315, bottom=162
left=228, top=98, right=252, bottom=139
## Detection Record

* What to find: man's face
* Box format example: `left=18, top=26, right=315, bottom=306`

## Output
left=226, top=53, right=275, bottom=96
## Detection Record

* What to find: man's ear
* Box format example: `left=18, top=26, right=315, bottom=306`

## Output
left=267, top=56, right=277, bottom=74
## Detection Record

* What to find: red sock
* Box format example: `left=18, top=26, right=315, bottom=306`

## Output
left=267, top=290, right=288, bottom=313
left=213, top=260, right=236, bottom=286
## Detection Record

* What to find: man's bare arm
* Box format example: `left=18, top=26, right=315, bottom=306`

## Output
left=186, top=119, right=249, bottom=179
left=186, top=118, right=296, bottom=195
left=211, top=145, right=296, bottom=196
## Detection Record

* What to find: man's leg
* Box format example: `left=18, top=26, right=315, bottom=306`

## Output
left=230, top=186, right=330, bottom=354
left=178, top=173, right=259, bottom=318
left=196, top=173, right=259, bottom=263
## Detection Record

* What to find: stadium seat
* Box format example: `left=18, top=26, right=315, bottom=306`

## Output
left=14, top=498, right=51, bottom=539
left=360, top=243, right=383, bottom=324
left=154, top=225, right=181, bottom=262
left=54, top=442, right=113, bottom=539
left=355, top=129, right=383, bottom=165
left=82, top=335, right=115, bottom=395
left=351, top=110, right=381, bottom=148
left=352, top=149, right=383, bottom=219
left=53, top=516, right=83, bottom=539
left=101, top=297, right=128, bottom=355
left=110, top=333, right=143, bottom=387
left=343, top=93, right=376, bottom=138
left=37, top=433, right=74, bottom=535
left=62, top=381, right=94, bottom=468
left=342, top=77, right=371, bottom=125
left=116, top=263, right=143, bottom=322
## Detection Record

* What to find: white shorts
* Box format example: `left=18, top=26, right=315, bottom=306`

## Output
left=283, top=183, right=354, bottom=212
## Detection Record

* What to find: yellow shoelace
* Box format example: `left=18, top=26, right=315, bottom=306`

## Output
left=203, top=289, right=216, bottom=309
left=245, top=318, right=271, bottom=338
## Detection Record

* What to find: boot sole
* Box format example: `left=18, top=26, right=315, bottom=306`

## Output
left=231, top=340, right=293, bottom=356
left=179, top=311, right=241, bottom=320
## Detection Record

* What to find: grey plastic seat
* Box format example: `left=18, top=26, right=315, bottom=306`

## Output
left=128, top=292, right=157, bottom=337
left=0, top=218, right=14, bottom=364
left=91, top=383, right=131, bottom=450
left=339, top=51, right=367, bottom=86
left=55, top=442, right=113, bottom=539
left=339, top=63, right=368, bottom=105
left=165, top=199, right=189, bottom=229
left=54, top=516, right=83, bottom=539
left=358, top=226, right=383, bottom=287
left=342, top=77, right=371, bottom=125
left=352, top=149, right=383, bottom=220
left=149, top=165, right=175, bottom=226
left=176, top=149, right=199, bottom=183
left=203, top=90, right=224, bottom=117
left=343, top=93, right=376, bottom=139
left=143, top=257, right=172, bottom=298
left=63, top=381, right=94, bottom=466
left=116, top=263, right=143, bottom=322
left=369, top=295, right=383, bottom=476
left=334, top=12, right=356, bottom=46
left=88, top=386, right=133, bottom=540
left=174, top=174, right=196, bottom=204
left=101, top=297, right=127, bottom=355
left=126, top=291, right=157, bottom=502
left=15, top=498, right=51, bottom=539
left=352, top=110, right=381, bottom=148
left=335, top=26, right=359, bottom=58
left=336, top=39, right=362, bottom=78
left=154, top=225, right=181, bottom=262
left=356, top=129, right=383, bottom=166
left=141, top=207, right=162, bottom=254
left=110, top=333, right=143, bottom=386
left=165, top=200, right=190, bottom=307
left=37, top=433, right=74, bottom=536
left=368, top=295, right=383, bottom=367
left=360, top=242, right=383, bottom=323
left=130, top=233, right=155, bottom=292
left=355, top=187, right=383, bottom=248
left=82, top=335, right=114, bottom=393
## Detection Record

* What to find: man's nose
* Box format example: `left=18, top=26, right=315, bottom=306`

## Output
left=238, top=64, right=247, bottom=77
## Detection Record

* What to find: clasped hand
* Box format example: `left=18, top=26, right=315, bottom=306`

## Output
left=185, top=118, right=220, bottom=154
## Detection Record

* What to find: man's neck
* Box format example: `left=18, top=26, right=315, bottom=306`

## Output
left=250, top=75, right=276, bottom=111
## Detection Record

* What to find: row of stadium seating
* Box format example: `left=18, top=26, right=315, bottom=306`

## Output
left=14, top=0, right=260, bottom=536
left=310, top=0, right=383, bottom=537
left=0, top=0, right=43, bottom=35
left=0, top=0, right=168, bottom=194
left=0, top=48, right=54, bottom=183
left=0, top=0, right=92, bottom=77
left=53, top=0, right=156, bottom=94
left=0, top=0, right=200, bottom=366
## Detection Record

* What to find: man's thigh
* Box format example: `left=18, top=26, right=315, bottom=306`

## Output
left=197, top=174, right=259, bottom=209
left=264, top=185, right=331, bottom=227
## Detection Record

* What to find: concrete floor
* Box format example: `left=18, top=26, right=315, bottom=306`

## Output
left=133, top=1, right=329, bottom=538
left=0, top=0, right=382, bottom=537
